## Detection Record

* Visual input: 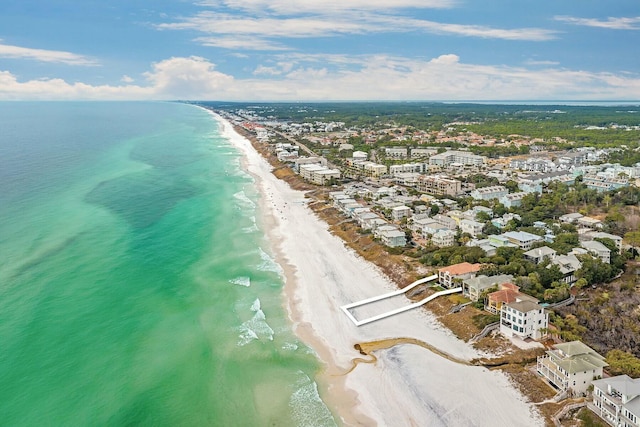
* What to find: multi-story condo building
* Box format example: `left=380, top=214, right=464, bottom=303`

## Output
left=416, top=174, right=461, bottom=196
left=470, top=185, right=509, bottom=201
left=591, top=375, right=640, bottom=427
left=429, top=150, right=486, bottom=167
left=537, top=341, right=608, bottom=395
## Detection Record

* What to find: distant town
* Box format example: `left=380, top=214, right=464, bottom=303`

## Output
left=203, top=101, right=640, bottom=427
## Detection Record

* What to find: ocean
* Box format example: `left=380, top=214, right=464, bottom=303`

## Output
left=0, top=102, right=337, bottom=427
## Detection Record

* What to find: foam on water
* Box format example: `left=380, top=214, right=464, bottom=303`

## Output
left=290, top=371, right=337, bottom=427
left=229, top=276, right=251, bottom=287
left=257, top=247, right=284, bottom=276
left=237, top=298, right=275, bottom=346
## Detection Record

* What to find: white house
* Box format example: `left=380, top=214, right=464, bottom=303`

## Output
left=431, top=229, right=456, bottom=247
left=582, top=240, right=612, bottom=264
left=591, top=375, right=640, bottom=427
left=470, top=185, right=509, bottom=201
left=500, top=298, right=548, bottom=340
left=460, top=219, right=485, bottom=238
left=537, top=341, right=608, bottom=395
left=503, top=231, right=544, bottom=250
left=377, top=226, right=406, bottom=247
left=523, top=246, right=557, bottom=264
left=391, top=205, right=412, bottom=221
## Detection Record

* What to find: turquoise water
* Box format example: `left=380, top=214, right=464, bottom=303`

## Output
left=0, top=102, right=336, bottom=426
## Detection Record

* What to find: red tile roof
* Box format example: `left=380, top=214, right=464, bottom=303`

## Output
left=438, top=262, right=483, bottom=276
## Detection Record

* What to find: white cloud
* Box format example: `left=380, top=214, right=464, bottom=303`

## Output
left=157, top=10, right=557, bottom=49
left=121, top=75, right=134, bottom=83
left=555, top=15, right=640, bottom=30
left=0, top=41, right=99, bottom=66
left=143, top=56, right=234, bottom=99
left=198, top=0, right=457, bottom=14
left=2, top=54, right=640, bottom=101
left=195, top=36, right=291, bottom=51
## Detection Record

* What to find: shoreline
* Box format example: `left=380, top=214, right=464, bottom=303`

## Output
left=208, top=109, right=545, bottom=426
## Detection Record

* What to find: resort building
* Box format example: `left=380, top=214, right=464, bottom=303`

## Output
left=591, top=375, right=640, bottom=427
left=499, top=192, right=528, bottom=208
left=500, top=297, right=548, bottom=340
left=470, top=185, right=509, bottom=201
left=384, top=147, right=408, bottom=159
left=438, top=262, right=483, bottom=289
left=416, top=174, right=462, bottom=197
left=299, top=164, right=341, bottom=185
left=537, top=341, right=608, bottom=395
left=429, top=150, right=486, bottom=167
left=410, top=148, right=438, bottom=159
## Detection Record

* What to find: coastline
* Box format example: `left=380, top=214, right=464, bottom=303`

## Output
left=209, top=109, right=545, bottom=426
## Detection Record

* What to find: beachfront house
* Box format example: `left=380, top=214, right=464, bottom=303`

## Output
left=500, top=297, right=548, bottom=341
left=590, top=375, right=640, bottom=427
left=462, top=274, right=513, bottom=302
left=438, top=262, right=483, bottom=289
left=537, top=341, right=608, bottom=395
left=485, top=283, right=528, bottom=314
left=375, top=225, right=406, bottom=248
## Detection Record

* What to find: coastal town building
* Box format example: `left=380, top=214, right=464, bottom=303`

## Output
left=375, top=225, right=406, bottom=247
left=460, top=219, right=485, bottom=238
left=416, top=174, right=461, bottom=196
left=591, top=375, right=640, bottom=427
left=462, top=274, right=513, bottom=302
left=500, top=297, right=548, bottom=340
left=391, top=205, right=412, bottom=221
left=470, top=185, right=509, bottom=201
left=384, top=147, right=408, bottom=159
left=485, top=283, right=534, bottom=314
left=299, top=164, right=341, bottom=185
left=429, top=150, right=486, bottom=167
left=523, top=246, right=557, bottom=264
left=438, top=262, right=483, bottom=289
left=430, top=229, right=456, bottom=247
left=582, top=240, right=612, bottom=264
left=537, top=341, right=608, bottom=395
left=550, top=254, right=583, bottom=284
left=502, top=231, right=544, bottom=250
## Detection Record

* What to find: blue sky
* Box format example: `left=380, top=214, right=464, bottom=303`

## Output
left=0, top=0, right=639, bottom=100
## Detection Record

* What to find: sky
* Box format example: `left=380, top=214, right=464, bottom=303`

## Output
left=0, top=0, right=639, bottom=101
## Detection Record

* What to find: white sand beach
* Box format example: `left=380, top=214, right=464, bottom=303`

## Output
left=215, top=113, right=544, bottom=427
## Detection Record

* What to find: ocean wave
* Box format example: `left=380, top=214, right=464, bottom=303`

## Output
left=242, top=215, right=259, bottom=233
left=281, top=342, right=299, bottom=352
left=237, top=298, right=275, bottom=346
left=229, top=276, right=251, bottom=287
left=290, top=372, right=337, bottom=427
left=257, top=248, right=284, bottom=276
left=233, top=191, right=256, bottom=209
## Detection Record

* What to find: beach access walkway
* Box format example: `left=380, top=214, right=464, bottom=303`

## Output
left=341, top=274, right=462, bottom=326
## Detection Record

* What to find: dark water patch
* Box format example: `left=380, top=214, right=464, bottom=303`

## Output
left=85, top=171, right=197, bottom=229
left=10, top=232, right=85, bottom=280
